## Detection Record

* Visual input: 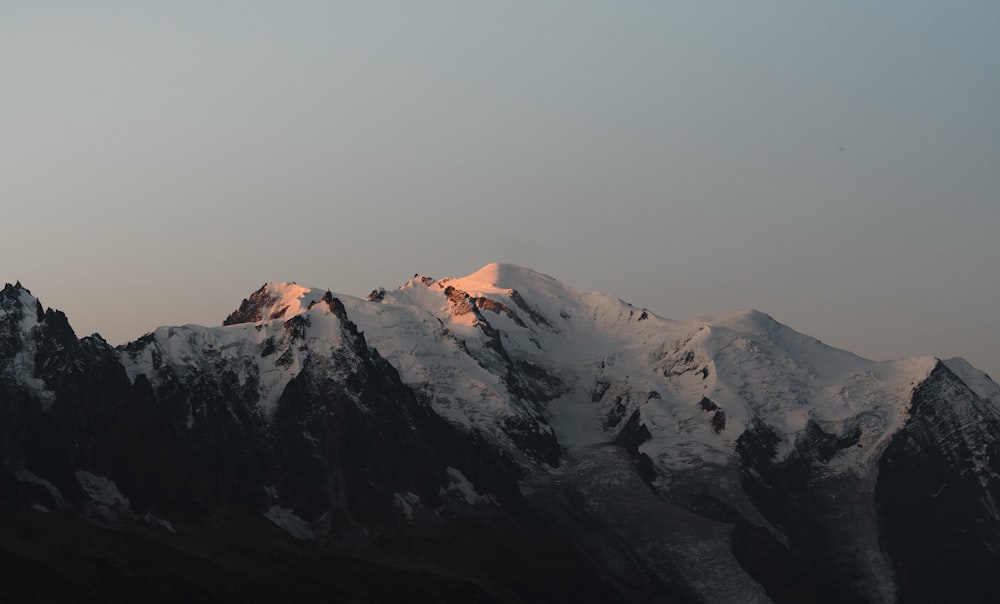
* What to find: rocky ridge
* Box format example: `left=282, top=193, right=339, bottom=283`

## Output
left=2, top=266, right=999, bottom=603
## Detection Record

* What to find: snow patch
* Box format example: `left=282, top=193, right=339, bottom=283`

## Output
left=75, top=471, right=129, bottom=509
left=15, top=468, right=67, bottom=508
left=252, top=282, right=326, bottom=322
left=144, top=513, right=177, bottom=533
left=5, top=289, right=57, bottom=409
left=944, top=357, right=1000, bottom=406
left=265, top=505, right=314, bottom=540
left=443, top=467, right=493, bottom=505
left=394, top=491, right=422, bottom=520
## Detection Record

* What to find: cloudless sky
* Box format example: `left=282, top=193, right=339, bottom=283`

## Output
left=2, top=2, right=998, bottom=378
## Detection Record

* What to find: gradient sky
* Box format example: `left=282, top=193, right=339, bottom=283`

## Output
left=3, top=2, right=998, bottom=379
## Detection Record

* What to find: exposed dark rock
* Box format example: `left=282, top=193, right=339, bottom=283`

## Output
left=875, top=362, right=1000, bottom=603
left=601, top=394, right=629, bottom=430
left=711, top=409, right=726, bottom=433
left=282, top=313, right=310, bottom=341
left=662, top=349, right=701, bottom=378
left=473, top=295, right=528, bottom=328
left=444, top=286, right=477, bottom=317
left=735, top=416, right=781, bottom=476
left=735, top=416, right=878, bottom=602
left=502, top=415, right=561, bottom=468
left=0, top=285, right=29, bottom=364
left=508, top=289, right=552, bottom=328
left=615, top=409, right=652, bottom=456
left=698, top=396, right=718, bottom=412
left=224, top=284, right=281, bottom=325
left=614, top=409, right=657, bottom=486
left=697, top=398, right=727, bottom=433
left=591, top=379, right=611, bottom=402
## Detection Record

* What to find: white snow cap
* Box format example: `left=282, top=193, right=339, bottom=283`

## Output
left=442, top=263, right=559, bottom=292
left=254, top=282, right=326, bottom=322
left=117, top=263, right=960, bottom=476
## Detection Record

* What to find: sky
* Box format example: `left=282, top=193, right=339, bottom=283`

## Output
left=2, top=2, right=998, bottom=379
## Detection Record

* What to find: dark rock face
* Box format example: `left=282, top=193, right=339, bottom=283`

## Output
left=437, top=285, right=566, bottom=466
left=875, top=362, right=1000, bottom=603
left=114, top=294, right=527, bottom=525
left=724, top=363, right=1000, bottom=604
left=1, top=284, right=134, bottom=510
left=615, top=408, right=652, bottom=456
left=0, top=283, right=39, bottom=363
left=0, top=287, right=617, bottom=603
left=501, top=414, right=561, bottom=468
left=601, top=395, right=628, bottom=429
left=508, top=289, right=552, bottom=328
left=698, top=396, right=727, bottom=433
left=614, top=408, right=657, bottom=485
left=733, top=415, right=896, bottom=603
left=223, top=283, right=283, bottom=325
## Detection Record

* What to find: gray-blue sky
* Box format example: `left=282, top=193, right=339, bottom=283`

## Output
left=3, top=2, right=998, bottom=378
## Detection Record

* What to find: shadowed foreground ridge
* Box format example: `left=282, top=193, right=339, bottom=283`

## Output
left=2, top=267, right=999, bottom=603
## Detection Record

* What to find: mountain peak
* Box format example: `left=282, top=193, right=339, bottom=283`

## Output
left=2, top=281, right=33, bottom=303
left=445, top=263, right=557, bottom=293
left=701, top=308, right=776, bottom=330
left=4, top=268, right=1000, bottom=602
left=3, top=280, right=28, bottom=294
left=223, top=282, right=323, bottom=326
left=1, top=281, right=45, bottom=324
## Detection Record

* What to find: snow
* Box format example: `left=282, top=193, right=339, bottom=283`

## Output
left=944, top=357, right=1000, bottom=405
left=253, top=282, right=326, bottom=321
left=393, top=491, right=421, bottom=520
left=635, top=310, right=938, bottom=473
left=382, top=266, right=933, bottom=474
left=116, top=263, right=964, bottom=479
left=4, top=288, right=57, bottom=409
left=343, top=294, right=520, bottom=433
left=265, top=505, right=315, bottom=540
left=76, top=471, right=129, bottom=509
left=443, top=467, right=493, bottom=505
left=122, top=300, right=349, bottom=418
left=144, top=513, right=177, bottom=533
left=413, top=267, right=939, bottom=475
left=15, top=467, right=67, bottom=508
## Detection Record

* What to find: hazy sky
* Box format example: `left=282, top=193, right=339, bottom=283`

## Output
left=3, top=2, right=998, bottom=378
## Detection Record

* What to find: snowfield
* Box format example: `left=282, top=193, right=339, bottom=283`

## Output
left=119, top=263, right=941, bottom=478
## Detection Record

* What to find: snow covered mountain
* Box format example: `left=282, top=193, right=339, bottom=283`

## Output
left=2, top=265, right=999, bottom=603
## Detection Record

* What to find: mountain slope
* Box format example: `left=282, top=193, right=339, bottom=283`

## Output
left=2, top=266, right=999, bottom=603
